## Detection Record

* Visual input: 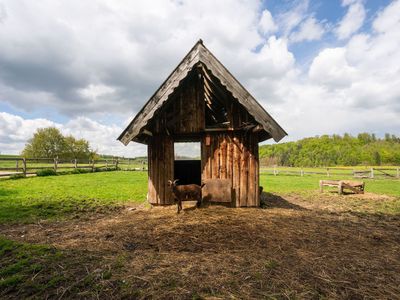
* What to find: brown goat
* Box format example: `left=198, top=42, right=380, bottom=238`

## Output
left=168, top=179, right=203, bottom=213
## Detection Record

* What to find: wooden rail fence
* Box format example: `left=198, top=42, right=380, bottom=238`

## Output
left=260, top=166, right=400, bottom=179
left=0, top=157, right=148, bottom=177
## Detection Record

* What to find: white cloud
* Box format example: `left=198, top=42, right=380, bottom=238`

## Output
left=290, top=17, right=325, bottom=43
left=0, top=0, right=399, bottom=154
left=0, top=112, right=146, bottom=156
left=372, top=0, right=400, bottom=33
left=341, top=0, right=361, bottom=6
left=309, top=48, right=356, bottom=88
left=259, top=9, right=277, bottom=35
left=0, top=0, right=263, bottom=117
left=276, top=0, right=309, bottom=36
left=335, top=1, right=366, bottom=40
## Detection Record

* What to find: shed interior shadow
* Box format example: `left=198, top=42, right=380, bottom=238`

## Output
left=174, top=142, right=201, bottom=186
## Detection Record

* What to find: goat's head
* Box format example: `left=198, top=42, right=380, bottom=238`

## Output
left=167, top=179, right=179, bottom=187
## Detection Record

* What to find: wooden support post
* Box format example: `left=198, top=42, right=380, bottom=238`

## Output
left=54, top=158, right=58, bottom=172
left=16, top=159, right=19, bottom=172
left=338, top=181, right=343, bottom=195
left=22, top=158, right=26, bottom=176
left=74, top=159, right=77, bottom=169
left=370, top=167, right=374, bottom=179
left=115, top=158, right=119, bottom=170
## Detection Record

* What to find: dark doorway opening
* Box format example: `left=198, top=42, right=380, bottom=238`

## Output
left=174, top=142, right=201, bottom=186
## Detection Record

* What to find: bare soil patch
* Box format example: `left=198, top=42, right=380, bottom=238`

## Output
left=1, top=193, right=400, bottom=299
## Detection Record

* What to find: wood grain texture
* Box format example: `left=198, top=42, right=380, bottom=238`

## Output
left=118, top=40, right=286, bottom=145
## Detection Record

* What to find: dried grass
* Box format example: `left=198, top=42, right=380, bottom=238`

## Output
left=1, top=192, right=400, bottom=299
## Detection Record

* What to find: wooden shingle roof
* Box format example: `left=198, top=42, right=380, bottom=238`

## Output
left=118, top=40, right=287, bottom=145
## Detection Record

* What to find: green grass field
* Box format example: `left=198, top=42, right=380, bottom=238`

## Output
left=0, top=171, right=399, bottom=224
left=1, top=171, right=399, bottom=298
left=0, top=171, right=147, bottom=223
left=260, top=173, right=400, bottom=196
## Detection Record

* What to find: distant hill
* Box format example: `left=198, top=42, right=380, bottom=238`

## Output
left=259, top=133, right=400, bottom=167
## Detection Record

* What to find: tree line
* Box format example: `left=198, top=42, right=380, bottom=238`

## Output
left=22, top=127, right=97, bottom=160
left=259, top=133, right=400, bottom=167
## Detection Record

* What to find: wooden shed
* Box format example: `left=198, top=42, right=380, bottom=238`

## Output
left=118, top=40, right=287, bottom=207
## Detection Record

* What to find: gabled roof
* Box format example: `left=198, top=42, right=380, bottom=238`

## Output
left=118, top=39, right=287, bottom=145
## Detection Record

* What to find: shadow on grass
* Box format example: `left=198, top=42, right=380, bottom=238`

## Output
left=261, top=192, right=306, bottom=210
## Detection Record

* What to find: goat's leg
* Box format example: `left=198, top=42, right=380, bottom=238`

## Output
left=196, top=197, right=202, bottom=208
left=177, top=200, right=182, bottom=214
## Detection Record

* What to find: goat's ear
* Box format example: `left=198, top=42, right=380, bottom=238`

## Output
left=167, top=180, right=172, bottom=185
left=173, top=179, right=179, bottom=185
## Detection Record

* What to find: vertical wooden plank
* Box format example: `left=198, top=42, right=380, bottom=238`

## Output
left=198, top=73, right=205, bottom=131
left=247, top=134, right=255, bottom=206
left=158, top=136, right=162, bottom=204
left=232, top=134, right=241, bottom=207
left=226, top=133, right=233, bottom=184
left=155, top=137, right=161, bottom=205
left=255, top=140, right=260, bottom=207
left=164, top=136, right=174, bottom=204
left=147, top=142, right=155, bottom=204
left=240, top=135, right=249, bottom=207
left=212, top=135, right=219, bottom=179
left=208, top=135, right=213, bottom=179
left=220, top=135, right=227, bottom=179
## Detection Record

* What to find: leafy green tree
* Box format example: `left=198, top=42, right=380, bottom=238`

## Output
left=22, top=127, right=66, bottom=158
left=259, top=133, right=400, bottom=167
left=22, top=127, right=96, bottom=159
left=63, top=135, right=95, bottom=160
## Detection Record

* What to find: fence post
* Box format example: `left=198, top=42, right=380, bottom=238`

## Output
left=370, top=167, right=374, bottom=179
left=115, top=158, right=119, bottom=170
left=300, top=169, right=304, bottom=177
left=326, top=168, right=330, bottom=177
left=54, top=158, right=58, bottom=172
left=74, top=159, right=77, bottom=169
left=91, top=159, right=95, bottom=172
left=397, top=167, right=399, bottom=178
left=16, top=159, right=19, bottom=172
left=273, top=166, right=277, bottom=176
left=106, top=160, right=109, bottom=170
left=22, top=158, right=26, bottom=176
left=142, top=160, right=145, bottom=170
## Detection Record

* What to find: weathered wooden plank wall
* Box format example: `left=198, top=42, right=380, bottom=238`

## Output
left=147, top=135, right=174, bottom=205
left=201, top=132, right=259, bottom=207
left=149, top=70, right=204, bottom=136
left=147, top=66, right=260, bottom=207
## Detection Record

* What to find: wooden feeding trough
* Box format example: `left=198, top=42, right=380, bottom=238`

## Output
left=319, top=180, right=365, bottom=195
left=118, top=40, right=287, bottom=207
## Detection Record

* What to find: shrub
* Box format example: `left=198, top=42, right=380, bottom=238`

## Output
left=9, top=174, right=26, bottom=180
left=70, top=168, right=91, bottom=174
left=36, top=169, right=57, bottom=177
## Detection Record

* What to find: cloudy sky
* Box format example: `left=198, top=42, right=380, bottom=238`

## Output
left=0, top=0, right=399, bottom=157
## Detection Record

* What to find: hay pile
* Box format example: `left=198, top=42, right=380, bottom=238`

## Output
left=2, top=193, right=400, bottom=299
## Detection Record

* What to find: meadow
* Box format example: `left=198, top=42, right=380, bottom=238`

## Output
left=0, top=171, right=399, bottom=298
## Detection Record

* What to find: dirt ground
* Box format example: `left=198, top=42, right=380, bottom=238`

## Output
left=1, top=192, right=400, bottom=299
